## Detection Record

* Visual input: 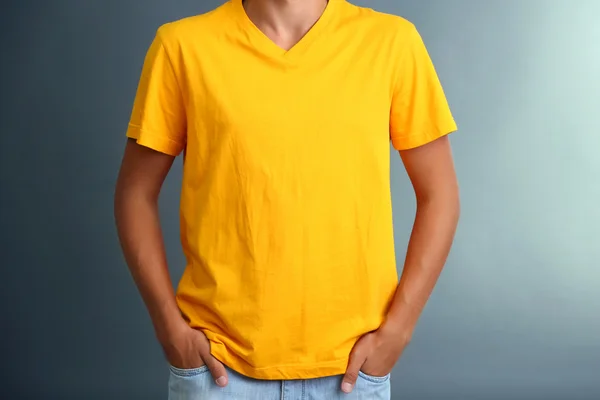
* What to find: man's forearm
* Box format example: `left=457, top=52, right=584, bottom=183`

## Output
left=382, top=194, right=460, bottom=338
left=114, top=192, right=186, bottom=342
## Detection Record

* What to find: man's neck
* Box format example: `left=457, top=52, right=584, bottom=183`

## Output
left=242, top=0, right=329, bottom=50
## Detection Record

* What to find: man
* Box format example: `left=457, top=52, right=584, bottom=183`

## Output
left=114, top=0, right=459, bottom=398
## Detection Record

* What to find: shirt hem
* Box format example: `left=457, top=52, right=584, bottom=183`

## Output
left=125, top=123, right=184, bottom=156
left=391, top=120, right=458, bottom=151
left=210, top=345, right=349, bottom=380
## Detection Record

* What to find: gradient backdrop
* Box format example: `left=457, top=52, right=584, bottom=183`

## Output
left=1, top=0, right=599, bottom=399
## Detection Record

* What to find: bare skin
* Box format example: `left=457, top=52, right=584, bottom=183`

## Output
left=114, top=0, right=334, bottom=389
left=115, top=0, right=459, bottom=393
left=341, top=135, right=460, bottom=393
left=243, top=0, right=329, bottom=50
left=114, top=140, right=229, bottom=387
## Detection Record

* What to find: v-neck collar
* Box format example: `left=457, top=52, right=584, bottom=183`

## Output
left=232, top=0, right=340, bottom=65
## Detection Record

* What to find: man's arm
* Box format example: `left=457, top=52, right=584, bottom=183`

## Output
left=114, top=139, right=229, bottom=386
left=384, top=134, right=460, bottom=338
left=114, top=139, right=182, bottom=341
left=342, top=135, right=459, bottom=392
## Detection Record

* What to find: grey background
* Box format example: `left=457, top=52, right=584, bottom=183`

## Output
left=1, top=0, right=598, bottom=399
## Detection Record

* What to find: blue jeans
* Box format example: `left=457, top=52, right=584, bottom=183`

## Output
left=168, top=364, right=391, bottom=400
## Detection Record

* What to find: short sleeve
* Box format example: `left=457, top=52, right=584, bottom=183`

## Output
left=126, top=28, right=186, bottom=156
left=390, top=24, right=457, bottom=151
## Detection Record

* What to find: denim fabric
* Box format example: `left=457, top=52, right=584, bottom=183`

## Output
left=168, top=364, right=391, bottom=400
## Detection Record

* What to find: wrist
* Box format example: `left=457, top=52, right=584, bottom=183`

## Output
left=151, top=302, right=188, bottom=344
left=381, top=304, right=418, bottom=343
left=380, top=317, right=413, bottom=343
left=156, top=318, right=188, bottom=345
left=382, top=292, right=423, bottom=340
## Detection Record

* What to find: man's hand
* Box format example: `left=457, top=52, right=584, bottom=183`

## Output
left=115, top=140, right=227, bottom=389
left=161, top=323, right=229, bottom=387
left=340, top=136, right=459, bottom=394
left=341, top=325, right=410, bottom=393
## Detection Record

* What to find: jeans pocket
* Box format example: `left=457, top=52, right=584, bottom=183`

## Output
left=358, top=370, right=391, bottom=384
left=169, top=364, right=210, bottom=378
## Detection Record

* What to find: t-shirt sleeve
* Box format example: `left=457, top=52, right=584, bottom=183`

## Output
left=390, top=23, right=457, bottom=151
left=125, top=28, right=186, bottom=156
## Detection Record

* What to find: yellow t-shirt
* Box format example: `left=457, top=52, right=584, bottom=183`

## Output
left=126, top=0, right=456, bottom=380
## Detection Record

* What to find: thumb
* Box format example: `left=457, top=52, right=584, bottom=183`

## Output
left=204, top=355, right=229, bottom=387
left=341, top=342, right=368, bottom=393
